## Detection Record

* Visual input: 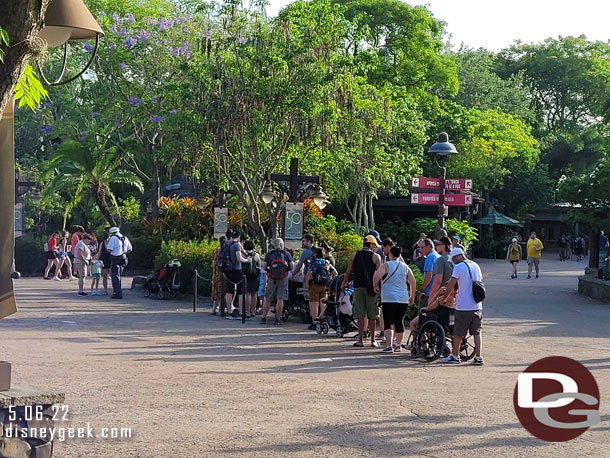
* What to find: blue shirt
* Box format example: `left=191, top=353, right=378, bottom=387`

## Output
left=423, top=251, right=441, bottom=296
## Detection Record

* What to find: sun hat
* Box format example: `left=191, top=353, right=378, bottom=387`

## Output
left=512, top=237, right=518, bottom=243
left=109, top=227, right=120, bottom=234
left=364, top=235, right=380, bottom=247
left=368, top=230, right=382, bottom=245
left=450, top=247, right=465, bottom=258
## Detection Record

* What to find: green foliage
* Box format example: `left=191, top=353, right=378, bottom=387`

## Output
left=15, top=235, right=47, bottom=275
left=118, top=196, right=141, bottom=224
left=379, top=217, right=478, bottom=253
left=125, top=235, right=163, bottom=272
left=304, top=213, right=362, bottom=272
left=155, top=239, right=218, bottom=293
left=0, top=26, right=8, bottom=63
left=14, top=65, right=48, bottom=110
left=140, top=197, right=213, bottom=240
left=405, top=262, right=423, bottom=320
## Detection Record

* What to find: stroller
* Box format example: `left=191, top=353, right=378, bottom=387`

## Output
left=317, top=274, right=358, bottom=337
left=143, top=259, right=182, bottom=299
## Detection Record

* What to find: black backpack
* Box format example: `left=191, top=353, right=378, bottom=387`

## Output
left=243, top=251, right=260, bottom=277
left=218, top=241, right=235, bottom=272
left=465, top=261, right=486, bottom=303
left=310, top=260, right=331, bottom=286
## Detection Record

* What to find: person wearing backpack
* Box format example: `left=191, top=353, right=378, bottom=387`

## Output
left=242, top=240, right=261, bottom=318
left=506, top=237, right=522, bottom=279
left=107, top=227, right=133, bottom=299
left=305, top=247, right=331, bottom=328
left=220, top=230, right=250, bottom=317
left=441, top=248, right=484, bottom=365
left=290, top=234, right=316, bottom=326
left=261, top=238, right=294, bottom=325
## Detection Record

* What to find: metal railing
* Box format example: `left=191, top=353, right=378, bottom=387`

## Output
left=193, top=269, right=248, bottom=324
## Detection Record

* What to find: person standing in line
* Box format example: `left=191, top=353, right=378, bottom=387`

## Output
left=441, top=248, right=485, bottom=365
left=342, top=235, right=382, bottom=347
left=98, top=233, right=111, bottom=295
left=107, top=227, right=133, bottom=299
left=211, top=236, right=226, bottom=315
left=70, top=225, right=85, bottom=277
left=90, top=256, right=103, bottom=296
left=429, top=236, right=453, bottom=299
left=507, top=238, right=522, bottom=279
left=418, top=239, right=440, bottom=310
left=451, top=235, right=466, bottom=251
left=222, top=230, right=249, bottom=317
left=43, top=231, right=62, bottom=281
left=291, top=234, right=316, bottom=329
left=373, top=246, right=416, bottom=353
left=412, top=233, right=426, bottom=262
left=305, top=247, right=330, bottom=327
left=74, top=233, right=93, bottom=296
left=526, top=232, right=544, bottom=279
left=243, top=240, right=261, bottom=318
left=57, top=231, right=76, bottom=280
left=261, top=238, right=293, bottom=325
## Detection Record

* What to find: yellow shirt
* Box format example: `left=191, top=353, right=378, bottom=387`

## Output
left=527, top=238, right=543, bottom=258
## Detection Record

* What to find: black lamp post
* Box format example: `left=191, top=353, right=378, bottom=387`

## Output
left=260, top=158, right=327, bottom=207
left=429, top=132, right=458, bottom=239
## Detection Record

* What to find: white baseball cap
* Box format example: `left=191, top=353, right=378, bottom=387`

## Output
left=450, top=247, right=465, bottom=258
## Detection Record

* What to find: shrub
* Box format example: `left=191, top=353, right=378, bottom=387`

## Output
left=125, top=236, right=163, bottom=273
left=15, top=235, right=47, bottom=275
left=155, top=239, right=218, bottom=294
left=379, top=217, right=478, bottom=253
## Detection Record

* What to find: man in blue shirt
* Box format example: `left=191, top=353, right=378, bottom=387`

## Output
left=418, top=238, right=440, bottom=310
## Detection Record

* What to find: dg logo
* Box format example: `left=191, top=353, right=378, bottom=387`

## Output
left=513, top=356, right=600, bottom=442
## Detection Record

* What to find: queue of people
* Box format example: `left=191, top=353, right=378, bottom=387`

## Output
left=209, top=227, right=485, bottom=365
left=43, top=226, right=132, bottom=299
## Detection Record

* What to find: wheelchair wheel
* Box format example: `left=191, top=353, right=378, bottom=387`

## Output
left=459, top=335, right=476, bottom=361
left=442, top=346, right=451, bottom=358
left=418, top=321, right=445, bottom=362
left=336, top=326, right=343, bottom=338
left=143, top=289, right=150, bottom=297
left=281, top=307, right=290, bottom=322
left=410, top=346, right=419, bottom=358
left=322, top=322, right=329, bottom=334
left=157, top=290, right=165, bottom=300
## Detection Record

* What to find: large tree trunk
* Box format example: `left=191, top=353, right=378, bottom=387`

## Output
left=150, top=159, right=161, bottom=219
left=0, top=0, right=49, bottom=119
left=94, top=187, right=117, bottom=227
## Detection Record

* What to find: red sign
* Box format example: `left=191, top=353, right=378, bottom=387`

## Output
left=411, top=177, right=472, bottom=190
left=411, top=193, right=472, bottom=206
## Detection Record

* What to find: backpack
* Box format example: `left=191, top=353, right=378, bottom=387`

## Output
left=217, top=241, right=235, bottom=272
left=267, top=249, right=288, bottom=279
left=243, top=251, right=260, bottom=277
left=464, top=261, right=486, bottom=303
left=310, top=260, right=331, bottom=286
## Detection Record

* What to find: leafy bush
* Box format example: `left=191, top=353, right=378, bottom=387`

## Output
left=125, top=236, right=163, bottom=273
left=15, top=235, right=47, bottom=275
left=379, top=217, right=478, bottom=252
left=406, top=263, right=424, bottom=320
left=155, top=239, right=218, bottom=294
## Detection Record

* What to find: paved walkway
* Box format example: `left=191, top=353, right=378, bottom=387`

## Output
left=2, top=258, right=609, bottom=457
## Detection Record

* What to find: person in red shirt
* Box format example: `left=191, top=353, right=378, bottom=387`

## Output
left=43, top=231, right=62, bottom=280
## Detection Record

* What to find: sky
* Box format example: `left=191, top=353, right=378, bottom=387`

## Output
left=265, top=0, right=610, bottom=51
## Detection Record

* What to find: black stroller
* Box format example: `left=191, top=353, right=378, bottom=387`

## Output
left=317, top=274, right=358, bottom=337
left=143, top=259, right=182, bottom=299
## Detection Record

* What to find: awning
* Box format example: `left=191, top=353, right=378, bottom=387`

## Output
left=472, top=208, right=522, bottom=226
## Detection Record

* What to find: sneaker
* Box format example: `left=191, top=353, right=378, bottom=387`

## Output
left=382, top=346, right=393, bottom=353
left=43, top=277, right=51, bottom=280
left=260, top=317, right=267, bottom=324
left=527, top=275, right=531, bottom=279
left=53, top=277, right=61, bottom=281
left=77, top=292, right=88, bottom=297
left=535, top=274, right=539, bottom=279
left=274, top=318, right=281, bottom=326
left=393, top=345, right=403, bottom=353
left=473, top=356, right=485, bottom=365
left=441, top=354, right=461, bottom=364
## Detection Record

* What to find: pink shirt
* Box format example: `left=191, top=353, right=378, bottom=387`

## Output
left=71, top=233, right=80, bottom=254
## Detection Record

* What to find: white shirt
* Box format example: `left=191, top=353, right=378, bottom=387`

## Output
left=107, top=234, right=133, bottom=256
left=73, top=240, right=91, bottom=264
left=452, top=260, right=483, bottom=311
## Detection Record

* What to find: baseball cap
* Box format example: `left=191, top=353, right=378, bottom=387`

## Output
left=452, top=235, right=461, bottom=240
left=450, top=247, right=465, bottom=258
left=109, top=227, right=120, bottom=234
left=364, top=235, right=380, bottom=247
left=368, top=230, right=382, bottom=245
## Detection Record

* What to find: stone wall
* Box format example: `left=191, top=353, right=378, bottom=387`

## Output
left=578, top=275, right=610, bottom=302
left=0, top=405, right=55, bottom=458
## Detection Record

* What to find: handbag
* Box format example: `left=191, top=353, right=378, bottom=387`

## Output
left=465, top=261, right=486, bottom=303
left=358, top=251, right=376, bottom=297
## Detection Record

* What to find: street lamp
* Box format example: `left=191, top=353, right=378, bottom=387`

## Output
left=309, top=186, right=328, bottom=209
left=37, top=0, right=104, bottom=86
left=259, top=181, right=276, bottom=205
left=429, top=132, right=458, bottom=239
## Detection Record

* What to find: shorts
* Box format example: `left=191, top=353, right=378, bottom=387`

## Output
left=510, top=260, right=519, bottom=264
left=454, top=310, right=482, bottom=336
left=308, top=284, right=327, bottom=302
left=353, top=287, right=379, bottom=320
left=245, top=274, right=259, bottom=293
left=527, top=256, right=540, bottom=266
left=92, top=273, right=101, bottom=279
left=266, top=276, right=288, bottom=302
left=74, top=261, right=87, bottom=278
left=46, top=251, right=57, bottom=260
left=224, top=270, right=244, bottom=295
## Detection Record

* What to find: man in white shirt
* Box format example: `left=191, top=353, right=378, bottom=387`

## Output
left=441, top=248, right=484, bottom=365
left=106, top=227, right=133, bottom=299
left=74, top=233, right=93, bottom=296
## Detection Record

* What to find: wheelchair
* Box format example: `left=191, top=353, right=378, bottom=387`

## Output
left=405, top=307, right=476, bottom=362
